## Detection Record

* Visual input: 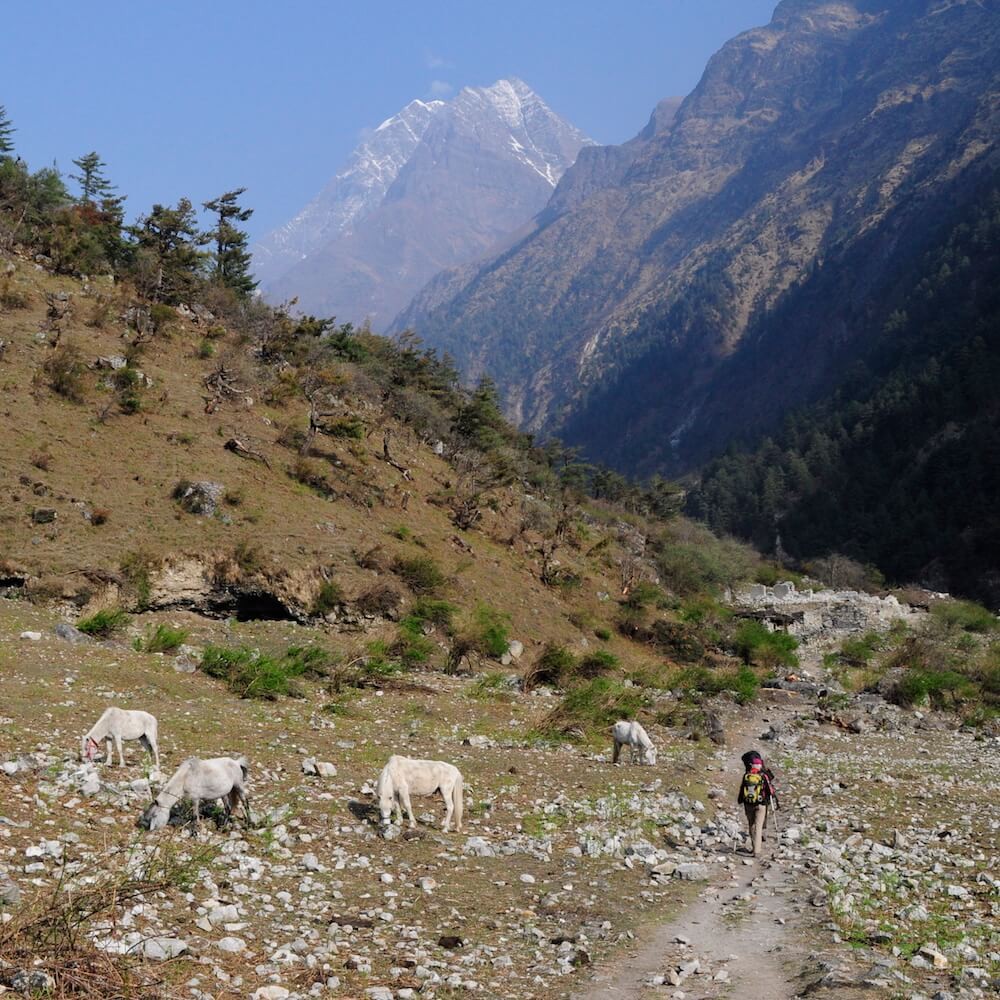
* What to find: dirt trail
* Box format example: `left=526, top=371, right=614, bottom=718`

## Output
left=573, top=705, right=810, bottom=1000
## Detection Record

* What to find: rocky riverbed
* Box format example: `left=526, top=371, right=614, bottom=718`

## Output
left=1, top=604, right=998, bottom=999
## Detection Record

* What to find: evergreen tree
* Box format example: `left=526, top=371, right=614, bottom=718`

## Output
left=0, top=106, right=14, bottom=158
left=70, top=151, right=116, bottom=205
left=202, top=188, right=256, bottom=297
left=131, top=198, right=206, bottom=303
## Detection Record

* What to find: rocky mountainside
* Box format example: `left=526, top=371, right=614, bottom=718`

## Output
left=396, top=0, right=1000, bottom=475
left=254, top=79, right=593, bottom=325
left=251, top=98, right=445, bottom=290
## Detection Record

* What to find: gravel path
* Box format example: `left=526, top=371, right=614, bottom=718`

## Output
left=572, top=704, right=809, bottom=1000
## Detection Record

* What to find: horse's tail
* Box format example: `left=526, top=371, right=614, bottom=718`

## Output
left=452, top=772, right=464, bottom=831
left=235, top=756, right=249, bottom=782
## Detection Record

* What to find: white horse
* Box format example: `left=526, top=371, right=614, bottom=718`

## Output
left=376, top=755, right=464, bottom=833
left=142, top=756, right=251, bottom=831
left=611, top=720, right=657, bottom=765
left=82, top=708, right=160, bottom=768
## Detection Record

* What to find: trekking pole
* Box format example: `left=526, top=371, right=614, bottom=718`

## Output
left=770, top=800, right=781, bottom=834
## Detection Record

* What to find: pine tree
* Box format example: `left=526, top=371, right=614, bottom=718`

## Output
left=70, top=151, right=115, bottom=205
left=0, top=105, right=14, bottom=158
left=202, top=188, right=257, bottom=297
left=131, top=198, right=206, bottom=303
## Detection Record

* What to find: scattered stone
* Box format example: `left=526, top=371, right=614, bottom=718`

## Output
left=0, top=872, right=20, bottom=905
left=141, top=936, right=188, bottom=960
left=673, top=863, right=709, bottom=881
left=19, top=631, right=42, bottom=641
left=173, top=481, right=224, bottom=516
left=54, top=622, right=90, bottom=644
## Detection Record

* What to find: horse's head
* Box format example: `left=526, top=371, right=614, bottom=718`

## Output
left=644, top=747, right=657, bottom=766
left=140, top=790, right=173, bottom=831
left=375, top=775, right=393, bottom=829
left=81, top=736, right=99, bottom=763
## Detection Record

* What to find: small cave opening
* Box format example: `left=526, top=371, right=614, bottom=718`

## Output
left=229, top=590, right=296, bottom=623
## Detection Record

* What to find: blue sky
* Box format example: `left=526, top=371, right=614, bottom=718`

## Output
left=2, top=1, right=777, bottom=241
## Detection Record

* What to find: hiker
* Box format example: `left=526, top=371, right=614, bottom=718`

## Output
left=738, top=749, right=778, bottom=856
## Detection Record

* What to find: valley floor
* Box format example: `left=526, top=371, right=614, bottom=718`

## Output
left=0, top=600, right=997, bottom=1000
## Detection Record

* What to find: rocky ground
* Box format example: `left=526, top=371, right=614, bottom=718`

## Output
left=1, top=599, right=998, bottom=1000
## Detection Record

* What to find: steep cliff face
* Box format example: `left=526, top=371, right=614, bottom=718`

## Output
left=254, top=79, right=593, bottom=325
left=398, top=0, right=1000, bottom=473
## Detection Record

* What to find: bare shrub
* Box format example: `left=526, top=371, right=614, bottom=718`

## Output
left=42, top=342, right=86, bottom=402
left=355, top=583, right=402, bottom=618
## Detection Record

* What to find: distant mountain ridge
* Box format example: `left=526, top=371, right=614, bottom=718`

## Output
left=397, top=0, right=1000, bottom=476
left=253, top=79, right=593, bottom=324
left=251, top=98, right=444, bottom=290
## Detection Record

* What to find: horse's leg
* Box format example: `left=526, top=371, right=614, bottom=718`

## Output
left=193, top=797, right=201, bottom=831
left=441, top=785, right=453, bottom=833
left=400, top=787, right=416, bottom=828
left=394, top=792, right=403, bottom=826
left=106, top=737, right=113, bottom=763
left=150, top=734, right=160, bottom=769
left=241, top=790, right=253, bottom=827
left=115, top=735, right=126, bottom=767
left=612, top=740, right=621, bottom=764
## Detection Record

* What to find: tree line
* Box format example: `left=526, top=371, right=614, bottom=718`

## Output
left=0, top=104, right=255, bottom=303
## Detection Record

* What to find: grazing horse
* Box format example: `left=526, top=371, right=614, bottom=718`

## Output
left=376, top=755, right=463, bottom=833
left=82, top=708, right=160, bottom=768
left=141, top=756, right=251, bottom=831
left=611, top=720, right=657, bottom=765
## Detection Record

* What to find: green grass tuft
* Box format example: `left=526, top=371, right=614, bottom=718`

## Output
left=76, top=607, right=130, bottom=637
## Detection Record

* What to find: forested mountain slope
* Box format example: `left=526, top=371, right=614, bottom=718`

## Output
left=398, top=0, right=1000, bottom=479
left=689, top=177, right=1000, bottom=605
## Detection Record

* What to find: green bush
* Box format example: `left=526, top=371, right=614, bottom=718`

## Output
left=669, top=663, right=759, bottom=704
left=469, top=672, right=513, bottom=700
left=411, top=598, right=457, bottom=632
left=43, top=342, right=86, bottom=402
left=621, top=582, right=665, bottom=610
left=120, top=550, right=157, bottom=611
left=894, top=668, right=976, bottom=708
left=836, top=631, right=883, bottom=668
left=359, top=640, right=406, bottom=680
left=578, top=649, right=619, bottom=678
left=471, top=603, right=511, bottom=658
left=931, top=599, right=998, bottom=634
left=142, top=623, right=188, bottom=653
left=648, top=619, right=705, bottom=663
left=545, top=677, right=649, bottom=737
left=323, top=416, right=366, bottom=439
left=731, top=620, right=798, bottom=670
left=149, top=303, right=176, bottom=334
left=525, top=644, right=576, bottom=689
left=393, top=616, right=437, bottom=667
left=594, top=626, right=612, bottom=642
left=311, top=580, right=344, bottom=616
left=76, top=607, right=130, bottom=637
left=654, top=530, right=756, bottom=597
left=200, top=643, right=331, bottom=699
left=392, top=555, right=446, bottom=594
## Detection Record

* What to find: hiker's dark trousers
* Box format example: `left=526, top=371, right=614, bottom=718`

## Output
left=744, top=802, right=767, bottom=856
